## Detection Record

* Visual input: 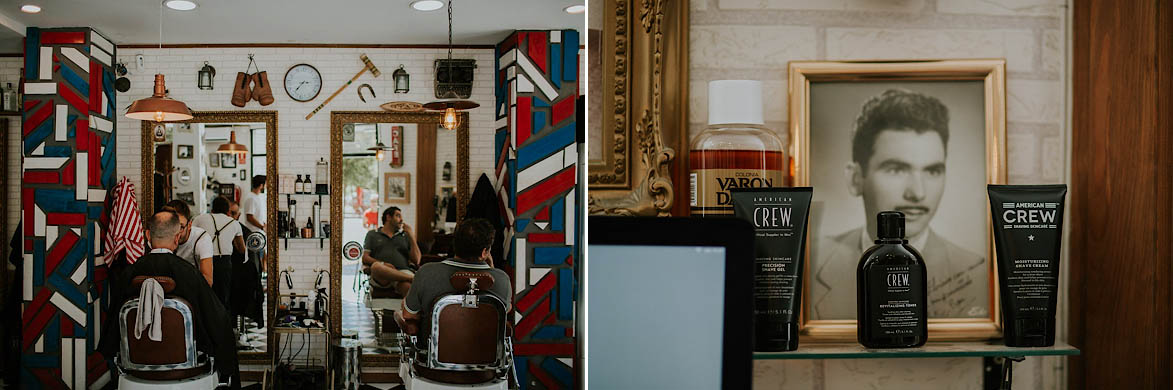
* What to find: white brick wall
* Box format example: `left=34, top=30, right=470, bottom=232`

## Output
left=2, top=57, right=22, bottom=250
left=108, top=46, right=499, bottom=362
left=689, top=0, right=1068, bottom=389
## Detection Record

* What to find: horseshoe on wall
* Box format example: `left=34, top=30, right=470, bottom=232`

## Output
left=358, top=83, right=375, bottom=103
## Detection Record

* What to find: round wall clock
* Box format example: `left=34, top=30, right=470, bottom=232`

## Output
left=284, top=63, right=322, bottom=102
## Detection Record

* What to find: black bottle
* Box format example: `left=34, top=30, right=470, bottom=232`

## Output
left=857, top=211, right=928, bottom=348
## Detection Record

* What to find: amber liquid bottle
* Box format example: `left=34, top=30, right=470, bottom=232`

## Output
left=857, top=211, right=928, bottom=348
left=690, top=80, right=787, bottom=216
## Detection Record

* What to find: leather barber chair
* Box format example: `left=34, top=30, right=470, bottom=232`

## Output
left=396, top=272, right=516, bottom=390
left=116, top=276, right=226, bottom=389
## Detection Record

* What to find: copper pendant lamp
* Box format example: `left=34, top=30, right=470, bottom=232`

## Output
left=424, top=0, right=479, bottom=131
left=126, top=0, right=192, bottom=122
left=216, top=131, right=249, bottom=155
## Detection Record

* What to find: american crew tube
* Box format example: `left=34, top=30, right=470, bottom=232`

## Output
left=731, top=187, right=813, bottom=351
left=987, top=184, right=1067, bottom=347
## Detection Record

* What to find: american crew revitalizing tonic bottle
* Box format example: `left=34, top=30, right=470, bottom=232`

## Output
left=857, top=211, right=928, bottom=348
left=689, top=80, right=787, bottom=216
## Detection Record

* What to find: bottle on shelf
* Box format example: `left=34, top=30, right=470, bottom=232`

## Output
left=294, top=175, right=304, bottom=194
left=304, top=216, right=314, bottom=238
left=856, top=211, right=928, bottom=349
left=304, top=175, right=313, bottom=195
left=689, top=80, right=787, bottom=217
left=288, top=199, right=298, bottom=238
left=6, top=83, right=16, bottom=112
left=1, top=83, right=8, bottom=111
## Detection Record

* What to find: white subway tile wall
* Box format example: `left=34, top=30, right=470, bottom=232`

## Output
left=690, top=0, right=1068, bottom=389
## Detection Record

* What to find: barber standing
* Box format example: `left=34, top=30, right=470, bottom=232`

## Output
left=163, top=200, right=214, bottom=286
left=192, top=196, right=245, bottom=308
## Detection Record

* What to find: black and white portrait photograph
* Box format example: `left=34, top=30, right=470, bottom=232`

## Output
left=791, top=60, right=1007, bottom=340
left=383, top=172, right=410, bottom=204
left=220, top=153, right=237, bottom=168
left=177, top=145, right=193, bottom=159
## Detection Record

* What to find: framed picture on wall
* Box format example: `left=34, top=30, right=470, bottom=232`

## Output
left=220, top=154, right=237, bottom=168
left=209, top=153, right=220, bottom=167
left=177, top=145, right=193, bottom=159
left=383, top=172, right=410, bottom=204
left=790, top=59, right=1007, bottom=341
left=240, top=169, right=247, bottom=180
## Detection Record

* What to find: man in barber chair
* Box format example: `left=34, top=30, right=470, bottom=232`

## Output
left=398, top=218, right=512, bottom=332
left=363, top=206, right=422, bottom=297
left=99, top=210, right=240, bottom=389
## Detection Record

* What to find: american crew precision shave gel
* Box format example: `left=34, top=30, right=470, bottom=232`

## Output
left=732, top=187, right=813, bottom=351
left=987, top=184, right=1067, bottom=347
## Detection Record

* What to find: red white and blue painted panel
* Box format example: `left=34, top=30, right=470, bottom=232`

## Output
left=496, top=29, right=580, bottom=390
left=20, top=27, right=117, bottom=389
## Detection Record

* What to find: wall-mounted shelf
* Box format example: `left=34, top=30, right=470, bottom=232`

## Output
left=282, top=192, right=328, bottom=250
left=755, top=341, right=1079, bottom=390
left=0, top=111, right=20, bottom=117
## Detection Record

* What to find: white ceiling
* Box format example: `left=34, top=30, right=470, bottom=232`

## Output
left=0, top=0, right=585, bottom=51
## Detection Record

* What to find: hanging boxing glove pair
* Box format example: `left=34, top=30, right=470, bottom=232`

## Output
left=231, top=54, right=274, bottom=107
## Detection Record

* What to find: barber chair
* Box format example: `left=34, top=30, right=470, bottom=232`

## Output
left=363, top=267, right=405, bottom=348
left=116, top=276, right=227, bottom=389
left=396, top=272, right=516, bottom=390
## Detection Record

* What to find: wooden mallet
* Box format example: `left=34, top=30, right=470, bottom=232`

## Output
left=305, top=54, right=380, bottom=120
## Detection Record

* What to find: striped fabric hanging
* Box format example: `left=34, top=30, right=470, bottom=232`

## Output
left=103, top=177, right=145, bottom=264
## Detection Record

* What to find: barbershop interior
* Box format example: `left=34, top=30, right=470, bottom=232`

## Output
left=0, top=0, right=583, bottom=389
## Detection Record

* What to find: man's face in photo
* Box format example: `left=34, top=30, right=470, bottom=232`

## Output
left=852, top=128, right=947, bottom=238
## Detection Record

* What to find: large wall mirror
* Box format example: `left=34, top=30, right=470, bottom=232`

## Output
left=140, top=111, right=279, bottom=364
left=329, top=111, right=468, bottom=364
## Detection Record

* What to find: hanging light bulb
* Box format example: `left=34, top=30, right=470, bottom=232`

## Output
left=424, top=0, right=478, bottom=130
left=368, top=142, right=390, bottom=161
left=443, top=107, right=458, bottom=130
left=127, top=1, right=192, bottom=122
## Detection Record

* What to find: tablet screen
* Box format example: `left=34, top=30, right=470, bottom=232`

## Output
left=587, top=244, right=726, bottom=389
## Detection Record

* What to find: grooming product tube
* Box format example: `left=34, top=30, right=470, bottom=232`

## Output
left=731, top=187, right=813, bottom=351
left=988, top=184, right=1067, bottom=347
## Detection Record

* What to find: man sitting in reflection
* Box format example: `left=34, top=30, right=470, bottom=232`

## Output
left=99, top=210, right=240, bottom=389
left=363, top=206, right=422, bottom=297
left=399, top=218, right=512, bottom=333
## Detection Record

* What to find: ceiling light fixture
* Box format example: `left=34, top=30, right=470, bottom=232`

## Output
left=164, top=0, right=197, bottom=11
left=20, top=5, right=41, bottom=13
left=564, top=4, right=585, bottom=14
left=424, top=0, right=479, bottom=131
left=410, top=0, right=444, bottom=11
left=216, top=131, right=249, bottom=155
left=126, top=0, right=192, bottom=122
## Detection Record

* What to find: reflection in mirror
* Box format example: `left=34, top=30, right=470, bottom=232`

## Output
left=339, top=121, right=455, bottom=356
left=154, top=121, right=269, bottom=354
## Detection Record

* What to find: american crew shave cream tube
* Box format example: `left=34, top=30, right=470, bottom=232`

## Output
left=987, top=184, right=1067, bottom=347
left=731, top=187, right=812, bottom=351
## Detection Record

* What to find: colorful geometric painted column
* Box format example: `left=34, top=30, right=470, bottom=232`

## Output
left=20, top=27, right=117, bottom=389
left=495, top=30, right=580, bottom=390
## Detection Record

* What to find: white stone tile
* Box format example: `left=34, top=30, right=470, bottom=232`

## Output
left=823, top=358, right=982, bottom=390
left=1007, top=132, right=1038, bottom=177
left=938, top=0, right=1065, bottom=17
left=752, top=359, right=816, bottom=390
left=1042, top=29, right=1063, bottom=75
left=1041, top=135, right=1063, bottom=182
left=1007, top=80, right=1063, bottom=123
left=720, top=0, right=923, bottom=12
left=826, top=28, right=1036, bottom=73
left=691, top=26, right=818, bottom=69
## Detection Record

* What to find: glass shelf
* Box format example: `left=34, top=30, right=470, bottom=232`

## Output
left=754, top=341, right=1079, bottom=360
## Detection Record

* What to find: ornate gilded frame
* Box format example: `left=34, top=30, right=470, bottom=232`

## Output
left=328, top=111, right=469, bottom=350
left=790, top=60, right=1007, bottom=341
left=140, top=111, right=279, bottom=362
left=587, top=0, right=689, bottom=216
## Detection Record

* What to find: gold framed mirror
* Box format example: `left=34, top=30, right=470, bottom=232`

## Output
left=587, top=0, right=690, bottom=216
left=328, top=111, right=469, bottom=364
left=140, top=111, right=279, bottom=364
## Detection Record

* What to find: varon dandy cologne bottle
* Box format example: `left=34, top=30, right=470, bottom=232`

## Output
left=689, top=80, right=787, bottom=217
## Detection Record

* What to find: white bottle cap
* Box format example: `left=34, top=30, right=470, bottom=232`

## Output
left=708, top=80, right=764, bottom=126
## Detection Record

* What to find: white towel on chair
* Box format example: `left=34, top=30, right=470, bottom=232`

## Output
left=135, top=278, right=164, bottom=341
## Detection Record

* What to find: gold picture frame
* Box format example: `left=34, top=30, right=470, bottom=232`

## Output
left=790, top=59, right=1007, bottom=341
left=383, top=172, right=411, bottom=204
